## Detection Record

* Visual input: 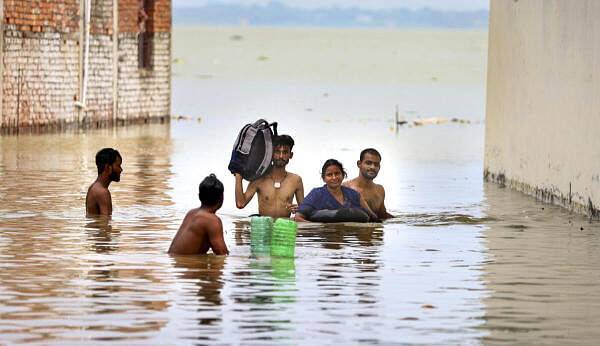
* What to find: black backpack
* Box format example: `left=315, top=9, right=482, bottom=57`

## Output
left=228, top=119, right=278, bottom=181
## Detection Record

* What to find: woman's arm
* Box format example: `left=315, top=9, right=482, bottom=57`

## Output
left=294, top=212, right=309, bottom=222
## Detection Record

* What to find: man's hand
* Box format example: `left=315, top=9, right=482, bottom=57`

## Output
left=286, top=203, right=299, bottom=213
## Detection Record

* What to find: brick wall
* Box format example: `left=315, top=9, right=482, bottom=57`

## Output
left=3, top=0, right=80, bottom=33
left=1, top=0, right=171, bottom=133
left=118, top=0, right=138, bottom=33
left=2, top=0, right=80, bottom=130
left=117, top=32, right=170, bottom=121
left=147, top=0, right=171, bottom=33
left=116, top=0, right=171, bottom=123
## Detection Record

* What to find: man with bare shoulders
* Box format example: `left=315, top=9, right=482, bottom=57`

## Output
left=86, top=148, right=123, bottom=216
left=168, top=174, right=229, bottom=255
left=234, top=135, right=304, bottom=218
left=343, top=148, right=394, bottom=219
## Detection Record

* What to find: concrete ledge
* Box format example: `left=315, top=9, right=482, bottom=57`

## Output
left=484, top=169, right=600, bottom=220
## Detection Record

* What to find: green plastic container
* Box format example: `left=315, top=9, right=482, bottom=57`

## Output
left=251, top=216, right=273, bottom=256
left=270, top=218, right=298, bottom=258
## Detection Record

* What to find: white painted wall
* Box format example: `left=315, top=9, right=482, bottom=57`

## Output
left=485, top=0, right=600, bottom=216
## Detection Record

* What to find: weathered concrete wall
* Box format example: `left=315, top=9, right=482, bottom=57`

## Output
left=1, top=0, right=171, bottom=133
left=484, top=0, right=600, bottom=218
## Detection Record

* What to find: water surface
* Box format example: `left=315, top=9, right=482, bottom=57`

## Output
left=1, top=27, right=599, bottom=344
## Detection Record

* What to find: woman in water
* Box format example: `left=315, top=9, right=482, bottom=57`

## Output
left=294, top=159, right=378, bottom=222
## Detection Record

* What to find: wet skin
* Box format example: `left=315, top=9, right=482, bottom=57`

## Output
left=235, top=145, right=304, bottom=218
left=86, top=156, right=123, bottom=216
left=168, top=197, right=229, bottom=255
left=343, top=152, right=393, bottom=219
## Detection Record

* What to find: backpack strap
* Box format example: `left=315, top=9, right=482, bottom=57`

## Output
left=269, top=121, right=278, bottom=137
left=238, top=126, right=258, bottom=155
left=232, top=124, right=250, bottom=151
left=256, top=127, right=274, bottom=178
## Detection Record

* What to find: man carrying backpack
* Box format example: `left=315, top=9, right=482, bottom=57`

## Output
left=234, top=135, right=304, bottom=218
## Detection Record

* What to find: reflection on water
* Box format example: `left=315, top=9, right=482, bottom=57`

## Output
left=479, top=184, right=600, bottom=343
left=1, top=121, right=599, bottom=343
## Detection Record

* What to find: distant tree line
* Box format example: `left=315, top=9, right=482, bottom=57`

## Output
left=173, top=2, right=489, bottom=28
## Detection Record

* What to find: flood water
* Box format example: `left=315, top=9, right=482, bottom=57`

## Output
left=2, top=27, right=600, bottom=344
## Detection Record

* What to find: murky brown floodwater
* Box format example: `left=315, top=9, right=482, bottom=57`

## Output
left=2, top=26, right=599, bottom=344
left=1, top=120, right=599, bottom=344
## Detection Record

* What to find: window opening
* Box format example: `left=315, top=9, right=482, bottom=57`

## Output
left=138, top=0, right=151, bottom=69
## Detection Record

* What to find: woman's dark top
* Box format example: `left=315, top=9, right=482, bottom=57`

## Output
left=296, top=185, right=367, bottom=218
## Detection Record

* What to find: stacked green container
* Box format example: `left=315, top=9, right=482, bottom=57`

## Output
left=270, top=218, right=298, bottom=258
left=250, top=216, right=273, bottom=256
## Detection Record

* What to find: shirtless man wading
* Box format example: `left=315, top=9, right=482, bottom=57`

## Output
left=234, top=135, right=304, bottom=218
left=168, top=174, right=229, bottom=255
left=86, top=148, right=123, bottom=216
left=343, top=148, right=394, bottom=219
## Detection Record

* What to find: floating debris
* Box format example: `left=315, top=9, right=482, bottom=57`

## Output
left=422, top=305, right=436, bottom=309
left=396, top=114, right=407, bottom=125
left=431, top=77, right=438, bottom=82
left=257, top=56, right=269, bottom=61
left=230, top=34, right=243, bottom=41
left=413, top=117, right=449, bottom=126
left=172, top=58, right=184, bottom=64
left=305, top=108, right=313, bottom=112
left=323, top=92, right=329, bottom=97
left=171, top=115, right=195, bottom=121
left=451, top=118, right=471, bottom=124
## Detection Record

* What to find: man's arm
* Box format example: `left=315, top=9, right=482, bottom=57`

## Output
left=295, top=176, right=304, bottom=205
left=234, top=173, right=258, bottom=209
left=207, top=217, right=229, bottom=255
left=359, top=196, right=378, bottom=220
left=97, top=189, right=113, bottom=216
left=288, top=176, right=305, bottom=213
left=377, top=186, right=394, bottom=219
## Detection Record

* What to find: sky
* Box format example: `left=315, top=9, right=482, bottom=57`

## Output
left=172, top=0, right=490, bottom=11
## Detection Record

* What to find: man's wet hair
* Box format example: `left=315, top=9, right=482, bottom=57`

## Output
left=321, top=159, right=347, bottom=179
left=360, top=148, right=381, bottom=161
left=273, top=134, right=295, bottom=150
left=96, top=148, right=122, bottom=174
left=199, top=174, right=224, bottom=205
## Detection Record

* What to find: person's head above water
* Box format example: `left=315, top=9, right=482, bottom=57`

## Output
left=95, top=148, right=122, bottom=182
left=272, top=134, right=295, bottom=169
left=321, top=159, right=347, bottom=190
left=359, top=148, right=381, bottom=161
left=273, top=134, right=295, bottom=150
left=358, top=148, right=382, bottom=181
left=321, top=159, right=347, bottom=179
left=199, top=174, right=224, bottom=208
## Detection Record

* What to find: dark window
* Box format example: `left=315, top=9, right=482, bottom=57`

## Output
left=138, top=31, right=152, bottom=69
left=138, top=0, right=152, bottom=69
